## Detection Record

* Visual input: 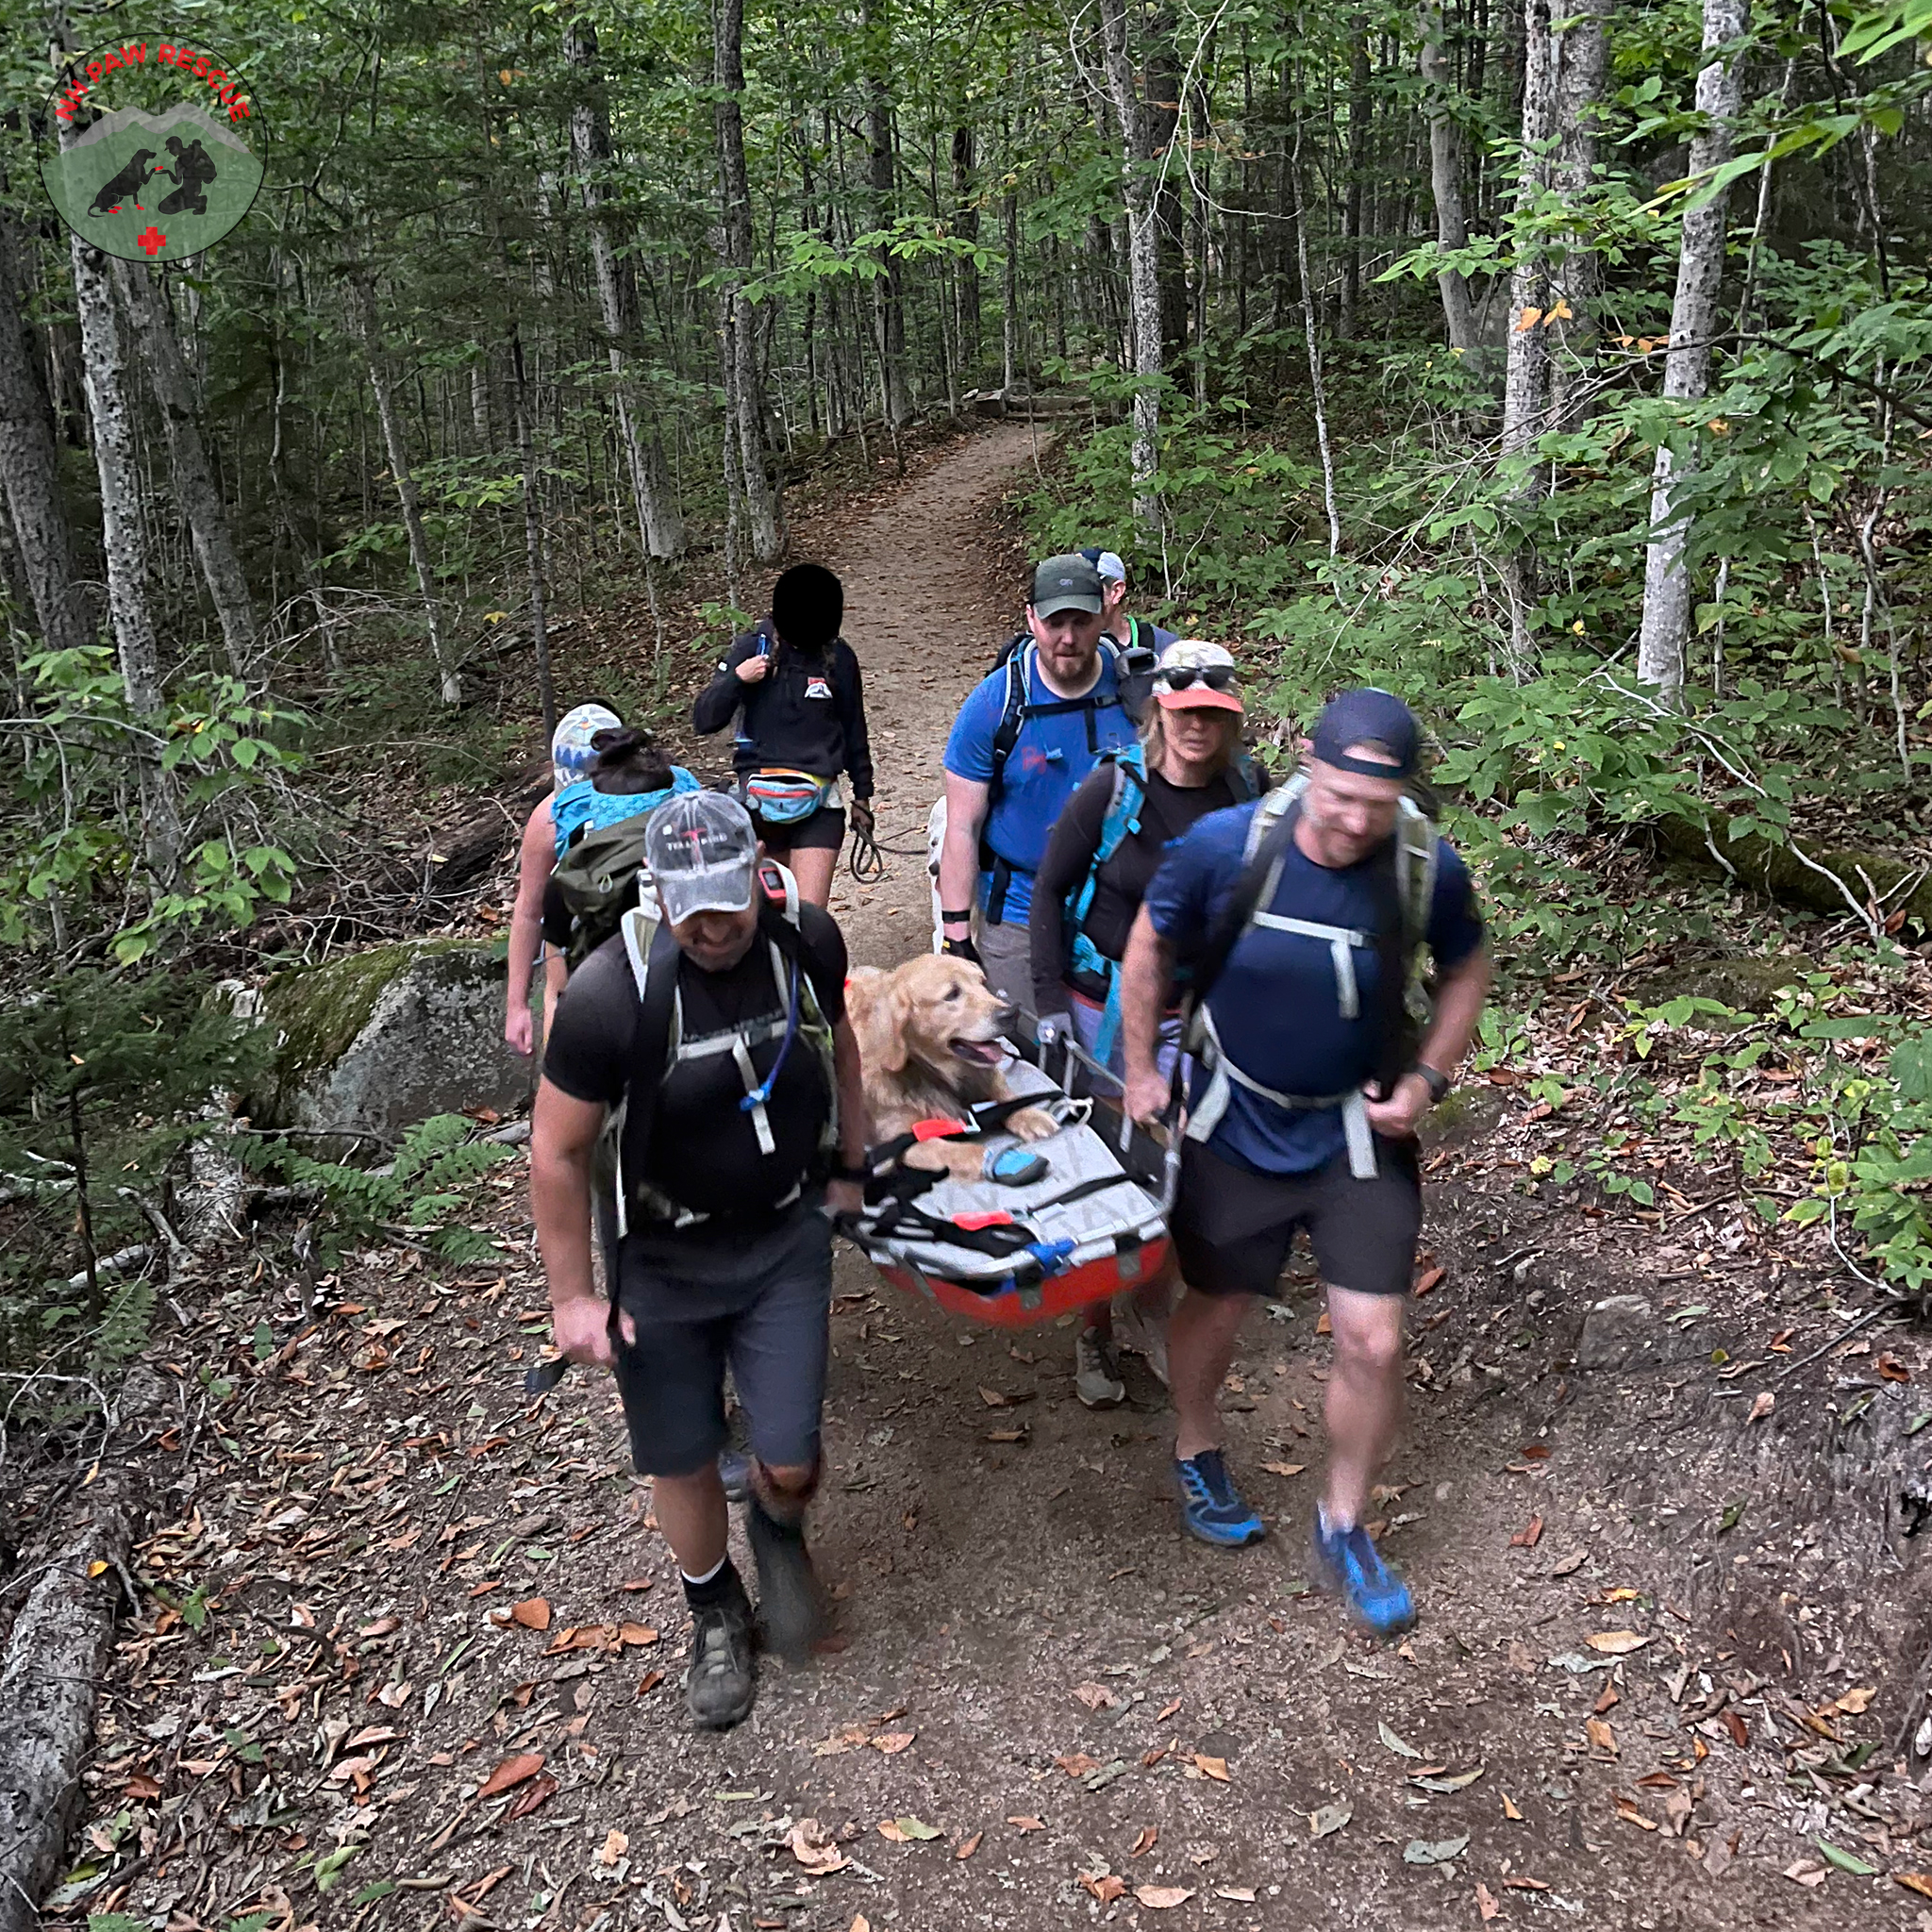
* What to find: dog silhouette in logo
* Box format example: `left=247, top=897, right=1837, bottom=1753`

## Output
left=87, top=147, right=158, bottom=218
left=156, top=137, right=217, bottom=218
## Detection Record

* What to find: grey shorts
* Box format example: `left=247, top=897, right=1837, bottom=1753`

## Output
left=974, top=915, right=1033, bottom=1021
left=610, top=1211, right=832, bottom=1476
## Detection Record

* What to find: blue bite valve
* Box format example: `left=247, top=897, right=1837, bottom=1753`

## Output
left=984, top=1144, right=1050, bottom=1187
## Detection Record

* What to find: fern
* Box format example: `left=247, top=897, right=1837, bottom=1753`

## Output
left=93, top=1279, right=155, bottom=1372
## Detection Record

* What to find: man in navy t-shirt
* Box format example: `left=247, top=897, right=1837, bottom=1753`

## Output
left=1117, top=689, right=1490, bottom=1637
left=938, top=554, right=1139, bottom=1013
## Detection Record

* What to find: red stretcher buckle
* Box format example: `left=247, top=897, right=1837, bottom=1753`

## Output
left=953, top=1210, right=1016, bottom=1231
left=911, top=1116, right=972, bottom=1141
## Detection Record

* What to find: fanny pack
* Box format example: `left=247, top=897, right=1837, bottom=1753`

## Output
left=742, top=767, right=833, bottom=824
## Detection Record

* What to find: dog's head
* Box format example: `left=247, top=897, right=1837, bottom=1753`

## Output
left=858, top=953, right=1014, bottom=1078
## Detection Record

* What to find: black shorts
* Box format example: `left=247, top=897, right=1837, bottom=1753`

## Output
left=609, top=1211, right=832, bottom=1475
left=1172, top=1135, right=1422, bottom=1300
left=749, top=805, right=845, bottom=856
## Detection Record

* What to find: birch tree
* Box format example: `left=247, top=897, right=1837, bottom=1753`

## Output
left=565, top=17, right=685, bottom=560
left=1100, top=0, right=1165, bottom=538
left=1548, top=0, right=1609, bottom=428
left=1419, top=1, right=1480, bottom=357
left=1637, top=0, right=1751, bottom=703
left=112, top=261, right=257, bottom=679
left=0, top=212, right=89, bottom=657
left=713, top=0, right=785, bottom=566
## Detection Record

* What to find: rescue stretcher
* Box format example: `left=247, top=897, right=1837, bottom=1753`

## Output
left=843, top=1036, right=1180, bottom=1328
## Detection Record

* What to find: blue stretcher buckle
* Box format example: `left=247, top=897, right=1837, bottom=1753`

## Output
left=1024, top=1238, right=1076, bottom=1276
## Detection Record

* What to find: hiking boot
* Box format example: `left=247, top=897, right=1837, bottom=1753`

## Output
left=1113, top=1300, right=1169, bottom=1388
left=1174, top=1448, right=1265, bottom=1547
left=1311, top=1507, right=1416, bottom=1637
left=1074, top=1328, right=1125, bottom=1407
left=685, top=1571, right=756, bottom=1729
left=747, top=1502, right=826, bottom=1663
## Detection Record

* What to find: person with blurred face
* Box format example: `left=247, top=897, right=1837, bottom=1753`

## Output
left=529, top=791, right=871, bottom=1732
left=938, top=554, right=1140, bottom=1015
left=1118, top=690, right=1491, bottom=1638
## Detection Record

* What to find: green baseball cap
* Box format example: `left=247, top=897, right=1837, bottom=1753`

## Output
left=1029, top=553, right=1105, bottom=617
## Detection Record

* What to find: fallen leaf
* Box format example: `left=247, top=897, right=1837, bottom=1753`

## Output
left=1192, top=1753, right=1230, bottom=1782
left=1664, top=1788, right=1693, bottom=1837
left=1081, top=1873, right=1127, bottom=1904
left=1131, top=1825, right=1158, bottom=1857
left=619, top=1623, right=658, bottom=1647
left=1509, top=1516, right=1543, bottom=1549
left=1414, top=1265, right=1445, bottom=1296
left=1476, top=1880, right=1500, bottom=1923
left=1056, top=1753, right=1101, bottom=1778
left=1503, top=1875, right=1550, bottom=1891
left=1724, top=1708, right=1750, bottom=1749
left=1895, top=1874, right=1932, bottom=1901
left=1586, top=1717, right=1618, bottom=1757
left=1404, top=1834, right=1471, bottom=1866
left=789, top=1819, right=849, bottom=1874
left=1782, top=1860, right=1826, bottom=1888
left=1876, top=1352, right=1911, bottom=1382
left=850, top=1918, right=871, bottom=1932
left=870, top=1730, right=916, bottom=1755
left=1411, top=1766, right=1486, bottom=1794
left=985, top=1426, right=1027, bottom=1442
left=509, top=1597, right=552, bottom=1632
left=1586, top=1630, right=1649, bottom=1655
left=1135, top=1886, right=1196, bottom=1909
left=1260, top=1460, right=1307, bottom=1477
left=1613, top=1796, right=1658, bottom=1833
left=359, top=1616, right=401, bottom=1637
left=1815, top=1839, right=1877, bottom=1876
left=476, top=1752, right=543, bottom=1798
left=1378, top=1722, right=1422, bottom=1759
left=1156, top=1698, right=1182, bottom=1723
left=596, top=1829, right=629, bottom=1868
left=637, top=1670, right=664, bottom=1696
left=1829, top=1685, right=1875, bottom=1715
left=1308, top=1801, right=1352, bottom=1839
left=124, top=1773, right=161, bottom=1800
left=1215, top=1886, right=1258, bottom=1903
left=977, top=1385, right=1012, bottom=1407
left=1316, top=1311, right=1332, bottom=1336
left=1551, top=1549, right=1588, bottom=1576
left=1008, top=1815, right=1045, bottom=1832
left=954, top=1831, right=982, bottom=1861
left=1502, top=1794, right=1524, bottom=1822
left=1073, top=1682, right=1119, bottom=1711
left=507, top=1772, right=558, bottom=1820
left=1747, top=1391, right=1774, bottom=1423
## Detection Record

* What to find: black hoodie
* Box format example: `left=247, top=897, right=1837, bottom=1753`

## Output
left=691, top=627, right=874, bottom=800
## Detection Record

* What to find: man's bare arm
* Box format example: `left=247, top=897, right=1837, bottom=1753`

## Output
left=939, top=771, right=990, bottom=941
left=1119, top=905, right=1175, bottom=1124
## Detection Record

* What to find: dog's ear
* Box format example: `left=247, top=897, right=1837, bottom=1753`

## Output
left=870, top=976, right=910, bottom=1074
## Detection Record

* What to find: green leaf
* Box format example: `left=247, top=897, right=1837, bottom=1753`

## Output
left=313, top=1844, right=360, bottom=1891
left=1814, top=1839, right=1877, bottom=1876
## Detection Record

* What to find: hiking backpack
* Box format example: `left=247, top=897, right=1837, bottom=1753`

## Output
left=549, top=771, right=702, bottom=969
left=1178, top=772, right=1441, bottom=1178
left=598, top=859, right=840, bottom=1241
left=1060, top=741, right=1263, bottom=1063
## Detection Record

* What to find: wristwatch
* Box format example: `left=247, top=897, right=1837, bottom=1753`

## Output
left=1415, top=1065, right=1451, bottom=1107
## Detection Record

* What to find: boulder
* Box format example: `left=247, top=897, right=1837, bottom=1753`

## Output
left=1574, top=1293, right=1707, bottom=1373
left=247, top=940, right=529, bottom=1147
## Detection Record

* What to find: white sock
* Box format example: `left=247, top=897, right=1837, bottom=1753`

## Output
left=1320, top=1502, right=1357, bottom=1536
left=681, top=1555, right=726, bottom=1588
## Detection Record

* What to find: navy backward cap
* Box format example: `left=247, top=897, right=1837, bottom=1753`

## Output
left=1310, top=688, right=1422, bottom=777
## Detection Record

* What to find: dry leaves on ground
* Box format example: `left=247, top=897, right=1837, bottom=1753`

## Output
left=1136, top=1886, right=1196, bottom=1909
left=475, top=1751, right=543, bottom=1798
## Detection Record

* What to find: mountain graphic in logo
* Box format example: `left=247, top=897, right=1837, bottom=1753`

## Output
left=42, top=62, right=263, bottom=265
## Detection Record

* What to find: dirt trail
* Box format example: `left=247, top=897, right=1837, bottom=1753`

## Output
left=83, top=429, right=1915, bottom=1932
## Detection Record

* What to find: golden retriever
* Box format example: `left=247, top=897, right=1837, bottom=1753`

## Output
left=846, top=954, right=1058, bottom=1179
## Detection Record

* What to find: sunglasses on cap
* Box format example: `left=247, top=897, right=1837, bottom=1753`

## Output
left=1157, top=663, right=1239, bottom=692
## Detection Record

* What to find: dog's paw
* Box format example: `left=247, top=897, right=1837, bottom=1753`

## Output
left=1008, top=1106, right=1058, bottom=1143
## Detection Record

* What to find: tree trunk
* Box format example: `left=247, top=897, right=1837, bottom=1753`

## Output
left=952, top=126, right=982, bottom=380
left=0, top=211, right=90, bottom=656
left=509, top=328, right=557, bottom=740
left=65, top=220, right=179, bottom=877
left=1145, top=15, right=1190, bottom=365
left=1341, top=20, right=1373, bottom=340
left=112, top=261, right=257, bottom=679
left=1498, top=0, right=1558, bottom=675
left=352, top=275, right=461, bottom=704
left=1637, top=0, right=1750, bottom=704
left=1419, top=2, right=1481, bottom=356
left=566, top=17, right=685, bottom=559
left=863, top=0, right=911, bottom=426
left=712, top=0, right=784, bottom=564
left=1101, top=0, right=1165, bottom=538
left=1548, top=0, right=1608, bottom=428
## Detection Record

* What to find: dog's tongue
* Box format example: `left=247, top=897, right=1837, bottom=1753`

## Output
left=950, top=1038, right=1005, bottom=1066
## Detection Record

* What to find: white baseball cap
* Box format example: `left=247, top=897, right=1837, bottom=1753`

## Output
left=551, top=703, right=621, bottom=790
left=646, top=791, right=760, bottom=925
left=1093, top=550, right=1127, bottom=584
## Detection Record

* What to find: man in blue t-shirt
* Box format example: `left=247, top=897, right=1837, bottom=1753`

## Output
left=938, top=554, right=1139, bottom=1013
left=1118, top=689, right=1491, bottom=1638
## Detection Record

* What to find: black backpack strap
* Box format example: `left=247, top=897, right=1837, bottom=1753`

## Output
left=1183, top=797, right=1302, bottom=1010
left=606, top=917, right=681, bottom=1337
left=1362, top=841, right=1415, bottom=1100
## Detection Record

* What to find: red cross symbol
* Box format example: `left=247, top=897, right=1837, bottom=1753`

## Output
left=137, top=225, right=166, bottom=257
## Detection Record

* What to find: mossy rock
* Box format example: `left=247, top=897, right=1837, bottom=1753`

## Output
left=248, top=939, right=529, bottom=1146
left=1628, top=955, right=1808, bottom=1016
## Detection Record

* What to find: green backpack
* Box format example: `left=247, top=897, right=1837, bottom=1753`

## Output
left=552, top=816, right=659, bottom=970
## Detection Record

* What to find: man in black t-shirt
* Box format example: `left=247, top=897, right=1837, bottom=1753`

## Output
left=531, top=792, right=870, bottom=1730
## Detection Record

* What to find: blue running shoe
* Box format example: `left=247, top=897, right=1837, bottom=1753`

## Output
left=1174, top=1450, right=1265, bottom=1547
left=1311, top=1508, right=1415, bottom=1635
